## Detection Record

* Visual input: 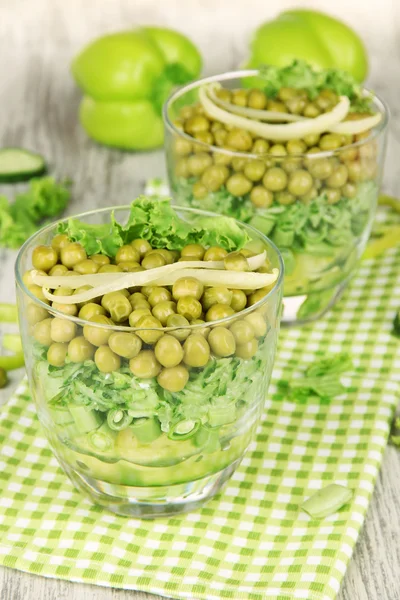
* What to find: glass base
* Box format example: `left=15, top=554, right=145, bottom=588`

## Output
left=60, top=457, right=241, bottom=518
left=282, top=280, right=348, bottom=326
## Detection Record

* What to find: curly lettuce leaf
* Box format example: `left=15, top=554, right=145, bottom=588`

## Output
left=60, top=196, right=250, bottom=257
left=0, top=177, right=71, bottom=249
left=58, top=217, right=123, bottom=257
left=259, top=60, right=369, bottom=105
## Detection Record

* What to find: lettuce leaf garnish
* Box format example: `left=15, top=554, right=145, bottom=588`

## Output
left=0, top=177, right=71, bottom=249
left=59, top=196, right=250, bottom=257
left=259, top=60, right=372, bottom=109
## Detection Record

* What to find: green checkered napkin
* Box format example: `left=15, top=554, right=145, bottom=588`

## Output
left=0, top=193, right=399, bottom=600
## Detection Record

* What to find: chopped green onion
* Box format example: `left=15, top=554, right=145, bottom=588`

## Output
left=130, top=417, right=162, bottom=444
left=168, top=419, right=200, bottom=441
left=69, top=405, right=104, bottom=434
left=106, top=409, right=133, bottom=431
left=301, top=484, right=353, bottom=519
left=87, top=422, right=116, bottom=452
left=0, top=304, right=18, bottom=323
left=2, top=334, right=22, bottom=353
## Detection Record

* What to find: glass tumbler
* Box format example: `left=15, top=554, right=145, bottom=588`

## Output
left=16, top=206, right=283, bottom=518
left=163, top=70, right=388, bottom=324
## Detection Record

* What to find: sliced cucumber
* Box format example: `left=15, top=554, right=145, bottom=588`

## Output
left=0, top=148, right=46, bottom=182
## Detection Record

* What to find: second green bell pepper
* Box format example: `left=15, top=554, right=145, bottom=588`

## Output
left=72, top=27, right=202, bottom=150
left=245, top=9, right=368, bottom=83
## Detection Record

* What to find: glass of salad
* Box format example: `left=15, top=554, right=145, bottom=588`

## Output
left=163, top=61, right=388, bottom=324
left=16, top=198, right=283, bottom=518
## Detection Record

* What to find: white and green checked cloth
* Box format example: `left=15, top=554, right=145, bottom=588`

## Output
left=0, top=189, right=399, bottom=600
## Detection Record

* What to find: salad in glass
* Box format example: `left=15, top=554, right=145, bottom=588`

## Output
left=164, top=61, right=388, bottom=323
left=16, top=198, right=283, bottom=517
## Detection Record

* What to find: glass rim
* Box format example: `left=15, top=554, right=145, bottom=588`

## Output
left=15, top=204, right=284, bottom=333
left=163, top=68, right=390, bottom=160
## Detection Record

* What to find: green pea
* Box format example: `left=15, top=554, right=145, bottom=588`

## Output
left=215, top=88, right=232, bottom=102
left=157, top=365, right=189, bottom=392
left=131, top=238, right=152, bottom=258
left=288, top=170, right=313, bottom=196
left=230, top=289, right=247, bottom=312
left=51, top=318, right=77, bottom=343
left=155, top=334, right=184, bottom=368
left=177, top=297, right=202, bottom=321
left=49, top=264, right=69, bottom=276
left=51, top=234, right=69, bottom=252
left=180, top=244, right=205, bottom=260
left=203, top=247, right=228, bottom=261
left=286, top=97, right=306, bottom=114
left=208, top=327, right=236, bottom=357
left=33, top=318, right=53, bottom=346
left=325, top=188, right=342, bottom=204
left=244, top=312, right=267, bottom=338
left=194, top=131, right=214, bottom=146
left=252, top=139, right=270, bottom=154
left=60, top=243, right=87, bottom=268
left=192, top=181, right=208, bottom=199
left=231, top=157, right=247, bottom=172
left=243, top=160, right=266, bottom=182
left=206, top=303, right=235, bottom=322
left=303, top=133, right=320, bottom=147
left=300, top=187, right=318, bottom=204
left=183, top=334, right=210, bottom=367
left=83, top=315, right=113, bottom=346
left=47, top=342, right=68, bottom=367
left=166, top=314, right=191, bottom=342
left=148, top=287, right=172, bottom=308
left=286, top=139, right=307, bottom=155
left=303, top=103, right=321, bottom=118
left=79, top=303, right=106, bottom=321
left=248, top=89, right=267, bottom=109
left=278, top=87, right=299, bottom=102
left=184, top=114, right=210, bottom=135
left=229, top=320, right=255, bottom=344
left=32, top=245, right=58, bottom=272
left=201, top=165, right=229, bottom=192
left=187, top=152, right=213, bottom=176
left=152, top=301, right=177, bottom=326
left=136, top=315, right=164, bottom=344
left=231, top=89, right=248, bottom=106
left=268, top=99, right=287, bottom=112
left=27, top=303, right=49, bottom=325
left=235, top=338, right=258, bottom=359
left=276, top=191, right=296, bottom=205
left=130, top=350, right=161, bottom=379
left=95, top=345, right=121, bottom=373
left=263, top=167, right=288, bottom=192
left=174, top=136, right=192, bottom=156
left=269, top=144, right=287, bottom=157
left=342, top=182, right=357, bottom=198
left=214, top=129, right=227, bottom=146
left=224, top=252, right=249, bottom=272
left=68, top=336, right=95, bottom=363
left=98, top=264, right=123, bottom=273
left=282, top=157, right=302, bottom=174
left=90, top=254, right=111, bottom=266
left=307, top=158, right=334, bottom=180
left=319, top=133, right=342, bottom=151
left=226, top=129, right=253, bottom=151
left=141, top=253, right=166, bottom=270
left=173, top=277, right=204, bottom=301
left=326, top=165, right=349, bottom=188
left=202, top=286, right=233, bottom=310
left=101, top=292, right=132, bottom=323
left=175, top=158, right=190, bottom=178
left=128, top=308, right=152, bottom=327
left=108, top=332, right=142, bottom=359
left=226, top=173, right=253, bottom=197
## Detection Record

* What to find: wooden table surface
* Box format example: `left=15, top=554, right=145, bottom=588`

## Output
left=1, top=1, right=400, bottom=598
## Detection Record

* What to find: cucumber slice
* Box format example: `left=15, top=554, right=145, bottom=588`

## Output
left=0, top=148, right=46, bottom=182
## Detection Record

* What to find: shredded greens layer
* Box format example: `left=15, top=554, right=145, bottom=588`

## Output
left=34, top=336, right=269, bottom=436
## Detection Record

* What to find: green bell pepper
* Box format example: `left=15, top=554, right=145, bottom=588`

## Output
left=245, top=9, right=368, bottom=83
left=72, top=27, right=202, bottom=150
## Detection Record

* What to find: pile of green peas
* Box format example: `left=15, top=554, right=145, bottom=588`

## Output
left=172, top=86, right=378, bottom=208
left=25, top=235, right=271, bottom=393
